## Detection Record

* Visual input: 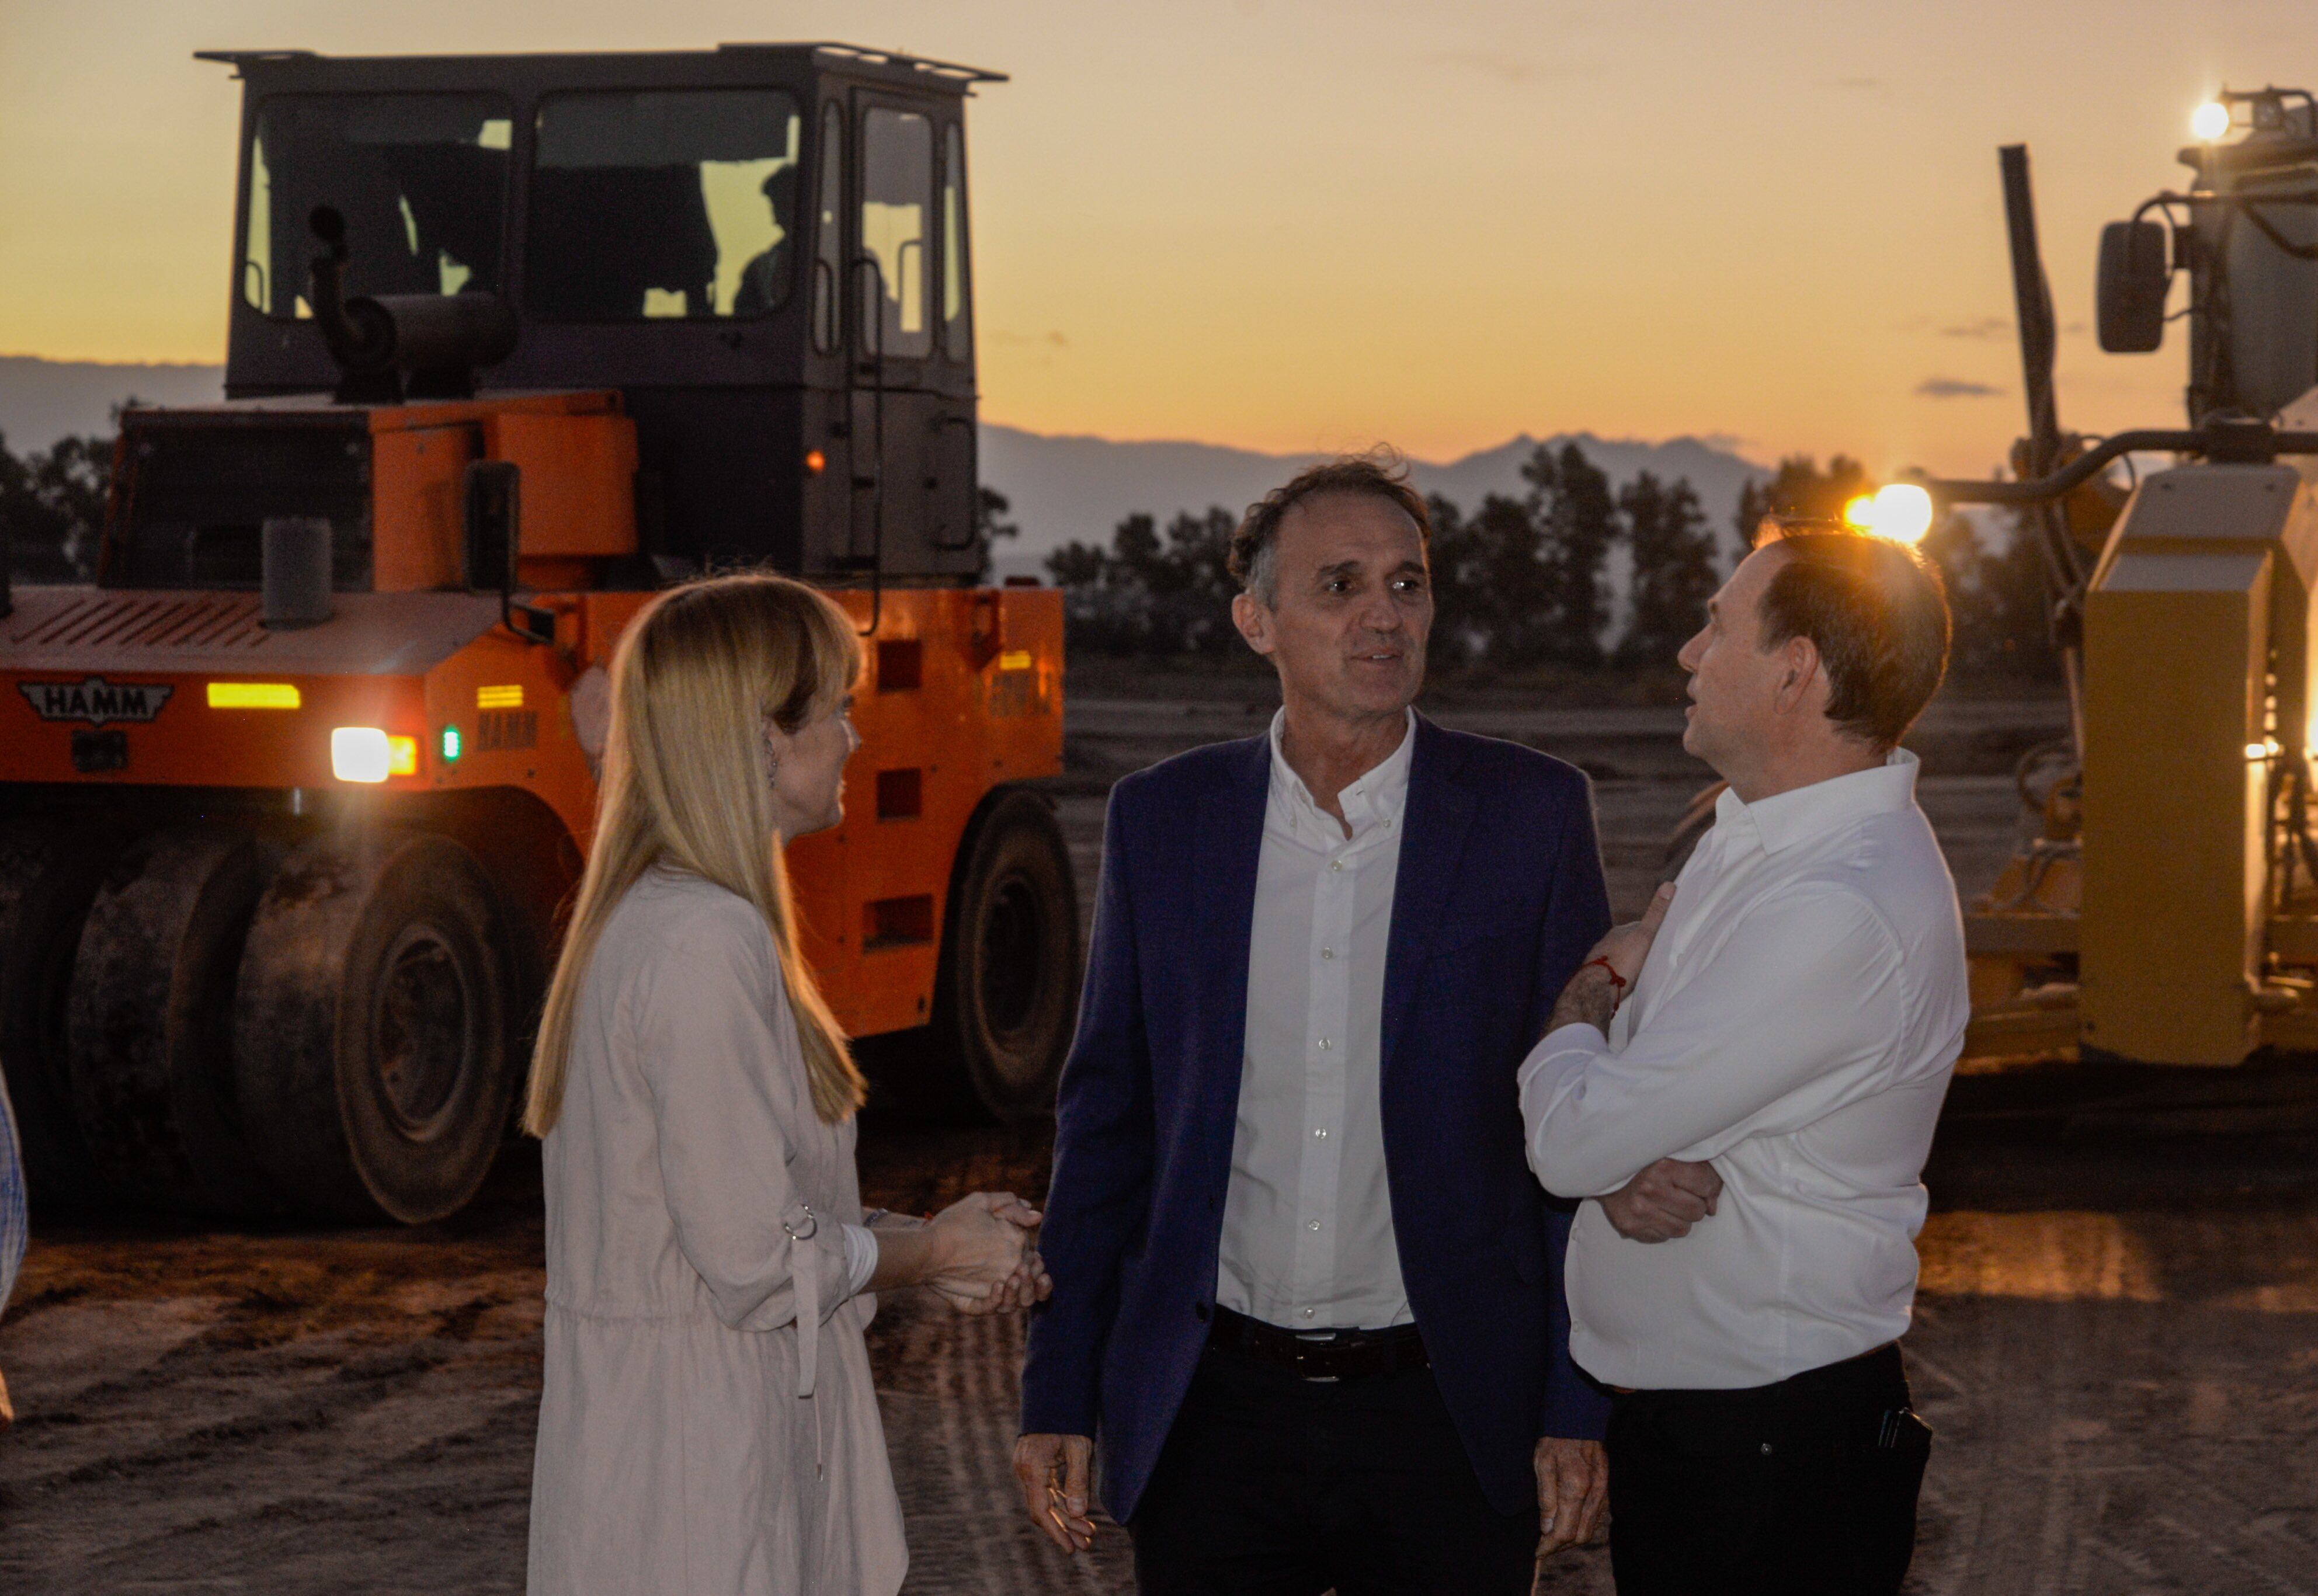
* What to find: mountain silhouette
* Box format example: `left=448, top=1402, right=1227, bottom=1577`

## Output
left=2, top=359, right=1767, bottom=582
left=980, top=423, right=1767, bottom=580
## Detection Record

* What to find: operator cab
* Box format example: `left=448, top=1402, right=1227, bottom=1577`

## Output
left=2098, top=86, right=2318, bottom=423
left=114, top=43, right=999, bottom=592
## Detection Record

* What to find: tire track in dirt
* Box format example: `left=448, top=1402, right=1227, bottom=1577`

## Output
left=5, top=736, right=2316, bottom=1594
left=1903, top=1205, right=2318, bottom=1595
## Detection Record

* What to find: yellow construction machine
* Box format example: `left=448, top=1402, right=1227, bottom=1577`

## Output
left=1931, top=93, right=2318, bottom=1070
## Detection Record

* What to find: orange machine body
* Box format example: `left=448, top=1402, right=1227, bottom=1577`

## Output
left=5, top=389, right=1062, bottom=1044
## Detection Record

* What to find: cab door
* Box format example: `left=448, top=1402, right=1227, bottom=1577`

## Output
left=927, top=116, right=978, bottom=559
left=807, top=99, right=856, bottom=576
left=848, top=92, right=941, bottom=569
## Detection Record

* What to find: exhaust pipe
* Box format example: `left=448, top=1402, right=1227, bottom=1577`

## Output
left=261, top=517, right=333, bottom=630
left=308, top=206, right=517, bottom=404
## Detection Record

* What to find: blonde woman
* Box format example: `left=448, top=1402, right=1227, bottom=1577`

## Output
left=525, top=574, right=1044, bottom=1596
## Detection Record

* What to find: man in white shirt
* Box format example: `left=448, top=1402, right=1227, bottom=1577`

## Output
left=1020, top=454, right=1615, bottom=1592
left=1518, top=527, right=1967, bottom=1595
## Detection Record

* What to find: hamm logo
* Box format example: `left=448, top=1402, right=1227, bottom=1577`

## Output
left=18, top=677, right=176, bottom=726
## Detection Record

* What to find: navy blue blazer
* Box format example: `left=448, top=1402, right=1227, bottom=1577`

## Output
left=1021, top=715, right=1615, bottom=1522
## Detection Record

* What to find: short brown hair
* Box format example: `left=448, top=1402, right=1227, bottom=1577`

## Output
left=1228, top=450, right=1431, bottom=605
left=1756, top=533, right=1951, bottom=750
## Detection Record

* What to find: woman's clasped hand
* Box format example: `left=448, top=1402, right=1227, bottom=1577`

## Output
left=869, top=1191, right=1054, bottom=1314
left=932, top=1192, right=1053, bottom=1312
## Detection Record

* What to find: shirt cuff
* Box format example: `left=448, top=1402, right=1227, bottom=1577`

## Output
left=1518, top=1021, right=1612, bottom=1196
left=840, top=1222, right=879, bottom=1298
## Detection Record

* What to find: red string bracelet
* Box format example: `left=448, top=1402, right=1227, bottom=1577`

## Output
left=1582, top=956, right=1627, bottom=991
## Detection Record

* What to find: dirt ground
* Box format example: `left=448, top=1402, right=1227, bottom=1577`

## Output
left=4, top=694, right=2314, bottom=1594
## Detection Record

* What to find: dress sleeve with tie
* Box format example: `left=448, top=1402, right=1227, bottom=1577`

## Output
left=626, top=898, right=857, bottom=1348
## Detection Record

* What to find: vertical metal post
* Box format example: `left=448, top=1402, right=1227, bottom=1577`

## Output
left=2000, top=144, right=2090, bottom=756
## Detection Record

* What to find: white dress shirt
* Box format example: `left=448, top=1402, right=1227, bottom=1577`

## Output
left=1518, top=750, right=1968, bottom=1390
left=1216, top=708, right=1417, bottom=1330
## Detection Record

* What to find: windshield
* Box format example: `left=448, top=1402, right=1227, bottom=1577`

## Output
left=243, top=94, right=511, bottom=319
left=528, top=89, right=802, bottom=321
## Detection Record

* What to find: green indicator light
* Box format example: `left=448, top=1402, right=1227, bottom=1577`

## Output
left=441, top=725, right=462, bottom=763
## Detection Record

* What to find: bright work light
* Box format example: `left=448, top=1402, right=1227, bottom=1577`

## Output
left=332, top=727, right=390, bottom=783
left=1842, top=484, right=1936, bottom=545
left=331, top=727, right=419, bottom=783
left=2194, top=100, right=2231, bottom=141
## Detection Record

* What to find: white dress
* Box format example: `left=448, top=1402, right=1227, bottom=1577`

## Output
left=529, top=868, right=906, bottom=1595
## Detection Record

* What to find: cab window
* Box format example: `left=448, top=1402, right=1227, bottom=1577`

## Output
left=242, top=94, right=511, bottom=318
left=529, top=89, right=802, bottom=321
left=941, top=122, right=972, bottom=361
left=812, top=103, right=845, bottom=353
left=859, top=107, right=933, bottom=359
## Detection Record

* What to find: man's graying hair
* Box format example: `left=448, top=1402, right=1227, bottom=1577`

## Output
left=1227, top=450, right=1432, bottom=606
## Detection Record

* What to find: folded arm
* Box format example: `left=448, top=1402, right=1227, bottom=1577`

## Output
left=1519, top=884, right=1903, bottom=1199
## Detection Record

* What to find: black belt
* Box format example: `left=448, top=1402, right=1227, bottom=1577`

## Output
left=1208, top=1306, right=1430, bottom=1381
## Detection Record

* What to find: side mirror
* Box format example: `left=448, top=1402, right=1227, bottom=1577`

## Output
left=464, top=460, right=555, bottom=646
left=463, top=459, right=520, bottom=594
left=2097, top=220, right=2170, bottom=353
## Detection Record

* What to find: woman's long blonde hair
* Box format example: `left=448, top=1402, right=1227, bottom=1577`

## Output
left=523, top=573, right=866, bottom=1134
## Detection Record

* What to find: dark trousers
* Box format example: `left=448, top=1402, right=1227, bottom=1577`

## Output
left=1605, top=1343, right=1931, bottom=1596
left=1128, top=1340, right=1538, bottom=1595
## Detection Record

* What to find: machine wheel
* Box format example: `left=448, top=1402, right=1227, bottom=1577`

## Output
left=926, top=789, right=1081, bottom=1122
left=66, top=827, right=287, bottom=1218
left=234, top=830, right=516, bottom=1224
left=0, top=821, right=124, bottom=1212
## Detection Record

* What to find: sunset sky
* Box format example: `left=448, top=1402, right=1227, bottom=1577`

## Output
left=1, top=0, right=2310, bottom=478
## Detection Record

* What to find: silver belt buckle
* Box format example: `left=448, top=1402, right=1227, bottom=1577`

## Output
left=1293, top=1331, right=1343, bottom=1383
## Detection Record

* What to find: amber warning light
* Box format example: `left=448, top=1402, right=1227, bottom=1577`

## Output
left=207, top=681, right=301, bottom=710
left=805, top=449, right=826, bottom=475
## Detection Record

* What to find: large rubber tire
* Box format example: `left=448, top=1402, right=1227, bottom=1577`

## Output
left=0, top=821, right=124, bottom=1213
left=66, top=827, right=287, bottom=1218
left=926, top=790, right=1082, bottom=1122
left=233, top=830, right=517, bottom=1224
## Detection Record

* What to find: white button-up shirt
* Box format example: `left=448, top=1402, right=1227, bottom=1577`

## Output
left=1518, top=750, right=1968, bottom=1389
left=1216, top=709, right=1416, bottom=1330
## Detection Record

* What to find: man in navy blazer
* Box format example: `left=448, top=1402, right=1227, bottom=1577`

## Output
left=1016, top=454, right=1615, bottom=1594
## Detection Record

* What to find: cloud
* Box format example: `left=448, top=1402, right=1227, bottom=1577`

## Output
left=1938, top=317, right=2011, bottom=340
left=1916, top=377, right=2006, bottom=398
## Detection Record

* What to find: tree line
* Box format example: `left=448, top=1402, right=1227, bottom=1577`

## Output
left=4, top=426, right=2058, bottom=684
left=0, top=430, right=109, bottom=583
left=1045, top=441, right=2060, bottom=681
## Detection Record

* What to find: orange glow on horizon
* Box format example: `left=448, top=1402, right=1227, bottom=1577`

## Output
left=0, top=2, right=2279, bottom=478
